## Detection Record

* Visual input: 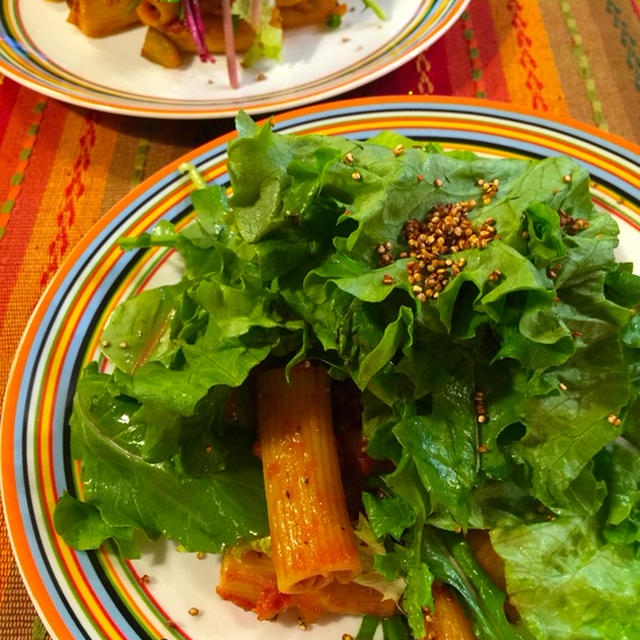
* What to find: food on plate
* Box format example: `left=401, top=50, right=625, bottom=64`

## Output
left=257, top=364, right=362, bottom=593
left=54, top=112, right=640, bottom=639
left=63, top=0, right=384, bottom=87
left=141, top=26, right=183, bottom=68
left=66, top=0, right=140, bottom=37
left=216, top=546, right=397, bottom=621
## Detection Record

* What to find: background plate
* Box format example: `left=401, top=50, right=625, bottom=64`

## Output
left=2, top=96, right=639, bottom=640
left=0, top=0, right=469, bottom=118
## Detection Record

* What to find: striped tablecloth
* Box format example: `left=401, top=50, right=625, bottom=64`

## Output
left=1, top=0, right=639, bottom=637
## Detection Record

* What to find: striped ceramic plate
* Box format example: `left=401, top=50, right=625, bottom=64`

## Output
left=2, top=97, right=639, bottom=640
left=0, top=0, right=468, bottom=119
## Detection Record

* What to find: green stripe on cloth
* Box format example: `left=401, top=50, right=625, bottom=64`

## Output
left=558, top=0, right=609, bottom=129
left=31, top=617, right=50, bottom=640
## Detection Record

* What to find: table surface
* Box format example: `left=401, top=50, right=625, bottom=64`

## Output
left=1, top=0, right=639, bottom=638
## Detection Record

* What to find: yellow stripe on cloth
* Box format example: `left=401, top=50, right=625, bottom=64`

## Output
left=490, top=0, right=569, bottom=115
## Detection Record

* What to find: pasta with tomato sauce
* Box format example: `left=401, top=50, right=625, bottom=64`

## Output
left=62, top=0, right=376, bottom=87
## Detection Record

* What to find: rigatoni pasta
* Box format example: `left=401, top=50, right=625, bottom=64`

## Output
left=278, top=0, right=346, bottom=27
left=466, top=529, right=520, bottom=622
left=465, top=529, right=507, bottom=591
left=216, top=548, right=397, bottom=622
left=67, top=0, right=139, bottom=37
left=256, top=363, right=362, bottom=594
left=136, top=0, right=262, bottom=55
left=216, top=549, right=284, bottom=620
left=423, top=582, right=477, bottom=640
left=140, top=27, right=182, bottom=69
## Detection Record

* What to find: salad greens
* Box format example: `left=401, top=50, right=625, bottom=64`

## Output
left=54, top=112, right=640, bottom=639
left=230, top=0, right=283, bottom=68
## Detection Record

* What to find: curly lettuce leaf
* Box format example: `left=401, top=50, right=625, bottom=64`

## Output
left=62, top=364, right=268, bottom=555
left=492, top=517, right=640, bottom=639
left=231, top=0, right=282, bottom=66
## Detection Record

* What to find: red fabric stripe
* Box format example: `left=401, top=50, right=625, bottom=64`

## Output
left=0, top=100, right=66, bottom=329
left=437, top=18, right=474, bottom=96
left=472, top=0, right=511, bottom=102
left=39, top=111, right=99, bottom=288
left=0, top=87, right=45, bottom=207
left=0, top=79, right=21, bottom=150
left=423, top=36, right=455, bottom=95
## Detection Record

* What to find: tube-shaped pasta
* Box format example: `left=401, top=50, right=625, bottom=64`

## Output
left=137, top=0, right=261, bottom=54
left=295, top=578, right=397, bottom=622
left=217, top=550, right=290, bottom=620
left=465, top=530, right=506, bottom=590
left=216, top=548, right=396, bottom=622
left=423, top=582, right=476, bottom=640
left=67, top=0, right=140, bottom=37
left=278, top=0, right=346, bottom=28
left=141, top=27, right=182, bottom=68
left=257, top=363, right=362, bottom=594
left=136, top=0, right=181, bottom=29
left=466, top=529, right=519, bottom=621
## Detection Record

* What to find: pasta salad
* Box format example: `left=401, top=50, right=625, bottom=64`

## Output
left=54, top=113, right=640, bottom=639
left=62, top=0, right=386, bottom=87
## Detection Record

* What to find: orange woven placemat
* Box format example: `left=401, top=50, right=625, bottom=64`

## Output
left=1, top=0, right=639, bottom=636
